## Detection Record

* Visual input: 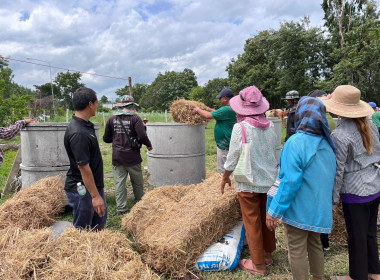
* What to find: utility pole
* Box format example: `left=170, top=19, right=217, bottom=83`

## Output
left=128, top=77, right=133, bottom=97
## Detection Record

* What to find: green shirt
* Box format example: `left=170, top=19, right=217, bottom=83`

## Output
left=211, top=105, right=237, bottom=150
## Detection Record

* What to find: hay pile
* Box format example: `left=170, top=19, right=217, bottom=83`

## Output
left=0, top=227, right=54, bottom=279
left=41, top=227, right=160, bottom=280
left=0, top=176, right=66, bottom=230
left=170, top=99, right=209, bottom=125
left=0, top=227, right=159, bottom=280
left=122, top=172, right=241, bottom=277
left=330, top=202, right=347, bottom=245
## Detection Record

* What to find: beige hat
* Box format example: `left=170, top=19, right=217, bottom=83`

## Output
left=319, top=85, right=373, bottom=118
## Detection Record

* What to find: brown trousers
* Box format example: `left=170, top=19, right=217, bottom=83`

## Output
left=238, top=192, right=276, bottom=265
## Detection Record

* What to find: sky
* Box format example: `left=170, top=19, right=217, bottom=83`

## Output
left=0, top=0, right=326, bottom=102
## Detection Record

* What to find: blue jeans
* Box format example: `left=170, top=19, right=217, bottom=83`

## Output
left=66, top=188, right=108, bottom=229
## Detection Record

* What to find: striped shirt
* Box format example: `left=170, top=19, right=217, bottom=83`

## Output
left=331, top=118, right=380, bottom=204
left=0, top=120, right=26, bottom=168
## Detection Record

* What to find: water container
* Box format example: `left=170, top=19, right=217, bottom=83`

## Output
left=20, top=122, right=99, bottom=188
left=146, top=122, right=206, bottom=186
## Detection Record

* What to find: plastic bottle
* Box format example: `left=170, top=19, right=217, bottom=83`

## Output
left=77, top=182, right=87, bottom=196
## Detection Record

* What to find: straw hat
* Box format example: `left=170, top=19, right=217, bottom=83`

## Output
left=319, top=85, right=373, bottom=118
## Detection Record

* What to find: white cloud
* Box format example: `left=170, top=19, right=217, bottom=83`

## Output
left=0, top=0, right=326, bottom=100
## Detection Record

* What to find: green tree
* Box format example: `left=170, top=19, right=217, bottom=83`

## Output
left=141, top=68, right=198, bottom=111
left=227, top=18, right=328, bottom=108
left=34, top=83, right=60, bottom=99
left=115, top=83, right=148, bottom=104
left=100, top=95, right=109, bottom=103
left=322, top=0, right=376, bottom=48
left=203, top=78, right=230, bottom=108
left=0, top=94, right=33, bottom=126
left=54, top=71, right=85, bottom=109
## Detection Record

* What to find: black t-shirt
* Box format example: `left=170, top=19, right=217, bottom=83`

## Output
left=64, top=115, right=104, bottom=192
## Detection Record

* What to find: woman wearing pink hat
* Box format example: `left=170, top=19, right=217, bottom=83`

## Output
left=220, top=85, right=277, bottom=275
left=321, top=85, right=380, bottom=280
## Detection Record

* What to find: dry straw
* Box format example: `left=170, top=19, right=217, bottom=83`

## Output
left=41, top=227, right=160, bottom=280
left=122, top=172, right=241, bottom=277
left=0, top=227, right=159, bottom=280
left=330, top=202, right=347, bottom=245
left=170, top=99, right=209, bottom=125
left=0, top=176, right=66, bottom=230
left=0, top=227, right=54, bottom=279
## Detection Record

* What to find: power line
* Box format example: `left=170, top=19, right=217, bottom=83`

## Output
left=2, top=56, right=130, bottom=81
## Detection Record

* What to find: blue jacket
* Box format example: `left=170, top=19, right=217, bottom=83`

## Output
left=267, top=133, right=336, bottom=233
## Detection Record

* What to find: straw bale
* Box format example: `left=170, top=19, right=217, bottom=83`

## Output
left=330, top=201, right=347, bottom=245
left=122, top=172, right=241, bottom=277
left=0, top=227, right=54, bottom=279
left=0, top=176, right=65, bottom=230
left=41, top=227, right=160, bottom=280
left=170, top=99, right=209, bottom=125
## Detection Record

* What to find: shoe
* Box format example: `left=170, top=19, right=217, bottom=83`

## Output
left=323, top=246, right=330, bottom=251
left=115, top=209, right=130, bottom=215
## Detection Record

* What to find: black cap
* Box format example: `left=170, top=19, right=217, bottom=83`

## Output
left=216, top=88, right=234, bottom=99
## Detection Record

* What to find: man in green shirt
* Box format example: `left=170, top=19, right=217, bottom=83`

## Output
left=193, top=88, right=237, bottom=173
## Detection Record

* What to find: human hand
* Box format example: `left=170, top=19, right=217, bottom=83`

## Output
left=25, top=119, right=38, bottom=124
left=192, top=107, right=199, bottom=115
left=220, top=176, right=231, bottom=194
left=92, top=195, right=105, bottom=217
left=266, top=213, right=278, bottom=231
left=147, top=146, right=153, bottom=151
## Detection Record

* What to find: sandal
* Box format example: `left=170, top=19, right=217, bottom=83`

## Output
left=238, top=259, right=265, bottom=276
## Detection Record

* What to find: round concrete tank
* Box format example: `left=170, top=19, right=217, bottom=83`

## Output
left=267, top=117, right=282, bottom=163
left=146, top=122, right=206, bottom=186
left=20, top=122, right=99, bottom=188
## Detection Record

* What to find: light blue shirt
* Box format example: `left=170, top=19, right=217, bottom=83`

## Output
left=267, top=133, right=336, bottom=233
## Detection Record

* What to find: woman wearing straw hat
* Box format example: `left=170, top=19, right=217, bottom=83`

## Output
left=220, top=85, right=277, bottom=276
left=320, top=85, right=380, bottom=280
left=266, top=96, right=336, bottom=280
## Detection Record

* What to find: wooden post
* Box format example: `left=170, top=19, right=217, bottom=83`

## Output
left=66, top=108, right=69, bottom=122
left=102, top=112, right=106, bottom=127
left=128, top=77, right=133, bottom=96
left=2, top=148, right=22, bottom=196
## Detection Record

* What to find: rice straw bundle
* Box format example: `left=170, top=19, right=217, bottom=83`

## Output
left=41, top=227, right=160, bottom=280
left=0, top=227, right=54, bottom=279
left=122, top=172, right=241, bottom=277
left=170, top=99, right=209, bottom=125
left=330, top=201, right=347, bottom=245
left=0, top=176, right=66, bottom=230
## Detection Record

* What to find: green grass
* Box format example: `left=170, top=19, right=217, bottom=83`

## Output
left=0, top=113, right=352, bottom=279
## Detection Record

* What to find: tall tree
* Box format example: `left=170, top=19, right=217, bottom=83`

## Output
left=140, top=68, right=198, bottom=111
left=227, top=18, right=328, bottom=108
left=115, top=83, right=148, bottom=104
left=54, top=71, right=85, bottom=109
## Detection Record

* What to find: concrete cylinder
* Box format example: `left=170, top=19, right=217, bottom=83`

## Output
left=267, top=117, right=282, bottom=163
left=20, top=122, right=99, bottom=188
left=146, top=122, right=206, bottom=186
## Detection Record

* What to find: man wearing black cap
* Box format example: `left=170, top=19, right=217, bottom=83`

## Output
left=193, top=88, right=237, bottom=173
left=282, top=90, right=300, bottom=142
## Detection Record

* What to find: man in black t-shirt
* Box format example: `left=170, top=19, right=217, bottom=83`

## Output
left=64, top=87, right=107, bottom=230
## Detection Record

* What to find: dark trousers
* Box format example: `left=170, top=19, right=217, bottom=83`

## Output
left=342, top=197, right=380, bottom=280
left=320, top=233, right=329, bottom=249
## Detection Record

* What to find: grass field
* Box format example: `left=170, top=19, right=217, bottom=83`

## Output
left=0, top=112, right=353, bottom=279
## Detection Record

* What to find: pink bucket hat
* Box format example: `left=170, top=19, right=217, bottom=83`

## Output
left=229, top=86, right=270, bottom=116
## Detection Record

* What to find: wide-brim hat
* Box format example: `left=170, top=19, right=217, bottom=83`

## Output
left=319, top=85, right=373, bottom=118
left=229, top=85, right=269, bottom=116
left=114, top=102, right=139, bottom=108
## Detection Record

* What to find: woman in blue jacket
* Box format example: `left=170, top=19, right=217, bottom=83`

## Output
left=266, top=97, right=336, bottom=280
